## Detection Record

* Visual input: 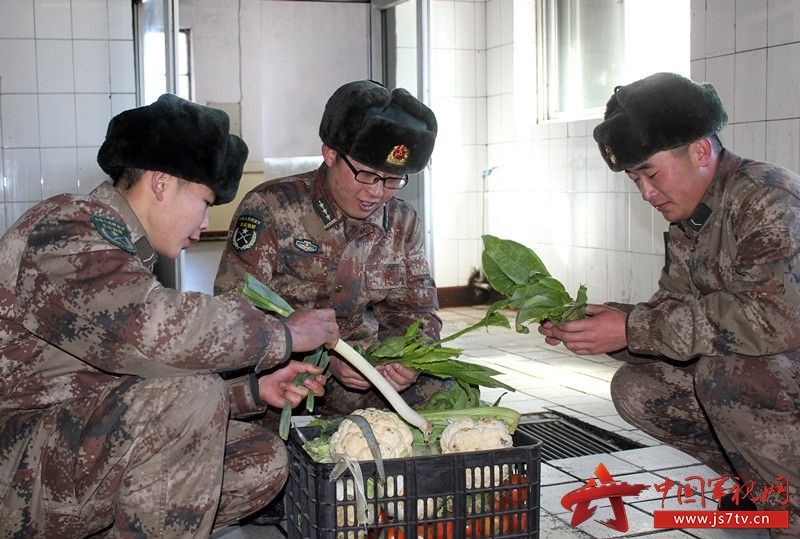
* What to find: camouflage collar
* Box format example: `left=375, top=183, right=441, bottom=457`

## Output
left=90, top=181, right=159, bottom=267
left=678, top=150, right=743, bottom=234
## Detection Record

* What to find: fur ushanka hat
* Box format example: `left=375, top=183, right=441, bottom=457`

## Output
left=592, top=72, right=728, bottom=172
left=97, top=94, right=248, bottom=205
left=319, top=80, right=437, bottom=175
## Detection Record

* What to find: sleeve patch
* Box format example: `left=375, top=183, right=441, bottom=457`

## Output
left=90, top=215, right=136, bottom=254
left=232, top=214, right=263, bottom=253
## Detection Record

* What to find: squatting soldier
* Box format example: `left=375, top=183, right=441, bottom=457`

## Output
left=539, top=72, right=800, bottom=537
left=0, top=94, right=339, bottom=536
left=215, top=80, right=445, bottom=415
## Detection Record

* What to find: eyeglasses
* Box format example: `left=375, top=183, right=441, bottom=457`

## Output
left=340, top=154, right=408, bottom=190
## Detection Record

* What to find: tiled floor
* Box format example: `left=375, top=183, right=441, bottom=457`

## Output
left=210, top=306, right=769, bottom=538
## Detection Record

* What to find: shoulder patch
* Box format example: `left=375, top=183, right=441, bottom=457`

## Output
left=294, top=238, right=319, bottom=253
left=90, top=215, right=136, bottom=254
left=232, top=214, right=262, bottom=253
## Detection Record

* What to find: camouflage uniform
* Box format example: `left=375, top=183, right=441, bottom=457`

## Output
left=214, top=165, right=445, bottom=415
left=609, top=150, right=800, bottom=536
left=0, top=182, right=293, bottom=536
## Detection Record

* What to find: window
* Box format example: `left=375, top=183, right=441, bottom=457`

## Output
left=537, top=0, right=689, bottom=122
left=177, top=29, right=192, bottom=100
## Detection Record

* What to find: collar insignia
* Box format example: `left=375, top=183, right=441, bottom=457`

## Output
left=294, top=238, right=319, bottom=253
left=687, top=203, right=712, bottom=231
left=386, top=144, right=409, bottom=166
left=603, top=144, right=618, bottom=166
left=90, top=215, right=136, bottom=254
left=314, top=197, right=335, bottom=226
left=231, top=214, right=262, bottom=253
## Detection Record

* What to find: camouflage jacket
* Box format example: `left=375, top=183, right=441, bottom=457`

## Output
left=616, top=150, right=800, bottom=362
left=0, top=182, right=290, bottom=430
left=214, top=165, right=441, bottom=343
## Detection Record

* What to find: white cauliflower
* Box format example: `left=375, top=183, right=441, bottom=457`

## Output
left=329, top=408, right=414, bottom=462
left=439, top=417, right=512, bottom=453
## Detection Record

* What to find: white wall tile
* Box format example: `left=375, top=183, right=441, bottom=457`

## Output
left=0, top=0, right=35, bottom=38
left=736, top=0, right=767, bottom=51
left=568, top=136, right=586, bottom=192
left=732, top=122, right=766, bottom=161
left=607, top=250, right=631, bottom=303
left=109, top=40, right=136, bottom=93
left=629, top=192, right=652, bottom=254
left=766, top=42, right=800, bottom=120
left=38, top=94, right=76, bottom=147
left=35, top=0, right=71, bottom=39
left=454, top=1, right=475, bottom=50
left=630, top=253, right=658, bottom=304
left=486, top=46, right=501, bottom=96
left=431, top=48, right=456, bottom=97
left=765, top=119, right=800, bottom=173
left=36, top=40, right=74, bottom=93
left=474, top=1, right=486, bottom=51
left=1, top=94, right=40, bottom=148
left=457, top=238, right=481, bottom=285
left=566, top=246, right=588, bottom=296
left=455, top=50, right=477, bottom=97
left=3, top=148, right=41, bottom=201
left=475, top=96, right=487, bottom=145
left=500, top=43, right=513, bottom=95
left=456, top=97, right=477, bottom=145
left=433, top=239, right=459, bottom=286
left=586, top=248, right=608, bottom=304
left=432, top=0, right=456, bottom=49
left=606, top=192, right=629, bottom=252
left=586, top=193, right=607, bottom=249
left=499, top=0, right=513, bottom=46
left=690, top=0, right=706, bottom=60
left=486, top=95, right=501, bottom=144
left=547, top=138, right=567, bottom=193
left=75, top=94, right=111, bottom=147
left=456, top=192, right=481, bottom=236
left=74, top=40, right=110, bottom=93
left=6, top=201, right=38, bottom=229
left=705, top=54, right=735, bottom=120
left=705, top=0, right=736, bottom=56
left=734, top=49, right=767, bottom=123
left=475, top=50, right=487, bottom=97
left=111, top=93, right=136, bottom=116
left=71, top=0, right=108, bottom=39
left=77, top=146, right=106, bottom=193
left=486, top=0, right=501, bottom=49
left=41, top=147, right=78, bottom=198
left=499, top=92, right=513, bottom=143
left=0, top=39, right=37, bottom=92
left=690, top=59, right=706, bottom=82
left=570, top=192, right=587, bottom=248
left=108, top=0, right=134, bottom=40
left=767, top=0, right=800, bottom=46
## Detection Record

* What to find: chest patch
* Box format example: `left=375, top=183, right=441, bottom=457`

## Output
left=232, top=214, right=262, bottom=253
left=90, top=215, right=136, bottom=254
left=294, top=238, right=319, bottom=253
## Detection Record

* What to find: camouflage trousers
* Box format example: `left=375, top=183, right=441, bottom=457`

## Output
left=611, top=354, right=800, bottom=538
left=0, top=374, right=287, bottom=538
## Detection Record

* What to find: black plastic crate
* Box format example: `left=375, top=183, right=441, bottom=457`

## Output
left=284, top=426, right=541, bottom=538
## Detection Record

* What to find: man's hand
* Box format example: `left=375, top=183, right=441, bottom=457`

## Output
left=328, top=355, right=418, bottom=392
left=537, top=304, right=628, bottom=355
left=257, top=360, right=327, bottom=408
left=285, top=308, right=339, bottom=352
left=375, top=363, right=418, bottom=392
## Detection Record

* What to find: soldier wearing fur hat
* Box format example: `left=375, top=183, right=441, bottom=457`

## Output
left=215, top=80, right=446, bottom=418
left=0, top=94, right=339, bottom=536
left=540, top=72, right=800, bottom=536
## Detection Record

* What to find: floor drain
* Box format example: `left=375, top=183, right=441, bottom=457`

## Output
left=518, top=411, right=644, bottom=461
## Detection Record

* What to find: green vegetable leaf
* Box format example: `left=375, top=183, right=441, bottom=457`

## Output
left=481, top=235, right=588, bottom=330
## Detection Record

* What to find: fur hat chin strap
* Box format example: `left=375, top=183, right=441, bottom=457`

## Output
left=592, top=72, right=728, bottom=172
left=97, top=94, right=248, bottom=205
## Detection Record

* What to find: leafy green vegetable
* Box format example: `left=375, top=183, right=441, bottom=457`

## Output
left=279, top=347, right=329, bottom=440
left=482, top=234, right=587, bottom=333
left=354, top=313, right=514, bottom=391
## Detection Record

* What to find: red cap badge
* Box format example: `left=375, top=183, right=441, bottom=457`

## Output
left=386, top=144, right=409, bottom=166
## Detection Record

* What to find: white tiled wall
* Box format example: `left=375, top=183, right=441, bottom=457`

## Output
left=430, top=0, right=800, bottom=309
left=0, top=0, right=135, bottom=236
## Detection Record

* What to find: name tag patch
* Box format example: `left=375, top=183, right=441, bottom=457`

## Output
left=232, top=215, right=262, bottom=253
left=90, top=215, right=136, bottom=254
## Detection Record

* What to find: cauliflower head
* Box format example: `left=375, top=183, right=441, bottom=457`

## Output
left=329, top=408, right=414, bottom=461
left=439, top=417, right=512, bottom=454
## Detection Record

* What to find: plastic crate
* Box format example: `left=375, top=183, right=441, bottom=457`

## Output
left=284, top=426, right=541, bottom=539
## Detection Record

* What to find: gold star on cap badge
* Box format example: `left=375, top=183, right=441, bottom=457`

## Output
left=604, top=144, right=617, bottom=166
left=386, top=144, right=409, bottom=166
